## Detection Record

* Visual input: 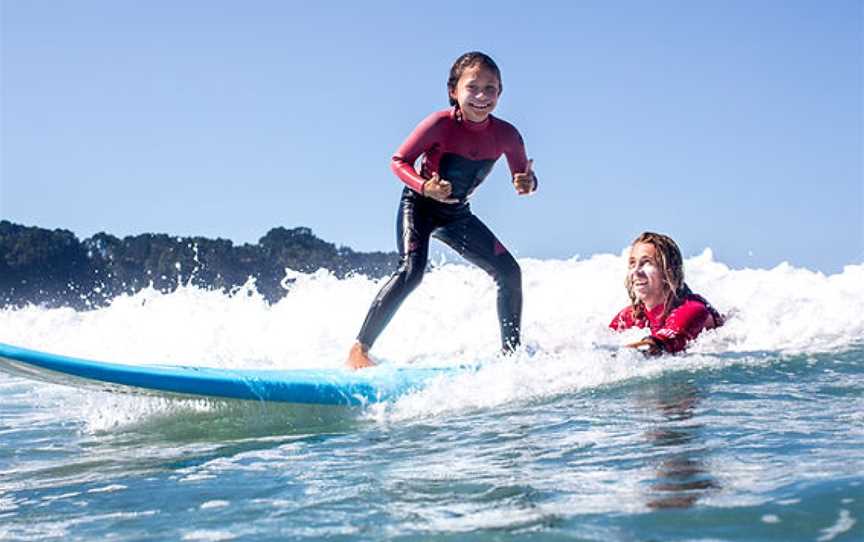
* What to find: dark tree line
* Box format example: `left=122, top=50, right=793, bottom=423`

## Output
left=0, top=221, right=397, bottom=309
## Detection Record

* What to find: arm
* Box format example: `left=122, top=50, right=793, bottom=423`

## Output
left=609, top=306, right=635, bottom=331
left=390, top=112, right=444, bottom=193
left=391, top=158, right=427, bottom=194
left=650, top=301, right=711, bottom=354
left=612, top=306, right=666, bottom=356
left=502, top=125, right=537, bottom=194
left=627, top=336, right=665, bottom=356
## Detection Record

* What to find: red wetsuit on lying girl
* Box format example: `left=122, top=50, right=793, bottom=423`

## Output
left=347, top=52, right=537, bottom=369
left=610, top=232, right=724, bottom=355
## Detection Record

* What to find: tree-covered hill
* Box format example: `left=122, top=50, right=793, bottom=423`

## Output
left=0, top=221, right=397, bottom=309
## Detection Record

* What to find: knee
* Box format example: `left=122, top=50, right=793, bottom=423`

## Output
left=496, top=257, right=521, bottom=290
left=397, top=259, right=425, bottom=292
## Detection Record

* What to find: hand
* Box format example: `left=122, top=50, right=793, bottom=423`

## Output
left=626, top=336, right=663, bottom=356
left=423, top=173, right=459, bottom=204
left=513, top=159, right=536, bottom=195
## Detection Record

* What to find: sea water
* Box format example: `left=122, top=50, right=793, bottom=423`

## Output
left=0, top=250, right=861, bottom=541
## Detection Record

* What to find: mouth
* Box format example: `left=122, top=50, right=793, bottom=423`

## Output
left=468, top=102, right=492, bottom=110
left=633, top=281, right=648, bottom=288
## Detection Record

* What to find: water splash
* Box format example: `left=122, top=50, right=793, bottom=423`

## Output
left=1, top=250, right=862, bottom=429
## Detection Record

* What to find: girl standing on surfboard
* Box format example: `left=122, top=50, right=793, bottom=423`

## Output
left=610, top=232, right=724, bottom=355
left=347, top=51, right=537, bottom=369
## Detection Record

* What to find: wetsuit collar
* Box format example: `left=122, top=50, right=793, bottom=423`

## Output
left=452, top=107, right=492, bottom=132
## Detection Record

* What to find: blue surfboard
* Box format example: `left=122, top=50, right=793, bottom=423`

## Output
left=0, top=342, right=452, bottom=406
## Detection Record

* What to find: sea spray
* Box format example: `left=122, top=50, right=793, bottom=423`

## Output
left=1, top=250, right=862, bottom=430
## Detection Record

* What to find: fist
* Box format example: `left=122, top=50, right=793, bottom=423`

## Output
left=513, top=159, right=536, bottom=195
left=423, top=173, right=459, bottom=204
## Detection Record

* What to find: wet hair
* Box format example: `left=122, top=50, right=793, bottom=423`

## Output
left=625, top=232, right=693, bottom=322
left=447, top=51, right=502, bottom=108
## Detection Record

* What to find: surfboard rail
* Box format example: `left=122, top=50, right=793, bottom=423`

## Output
left=0, top=342, right=450, bottom=405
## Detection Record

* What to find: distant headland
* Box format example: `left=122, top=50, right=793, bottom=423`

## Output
left=0, top=221, right=397, bottom=309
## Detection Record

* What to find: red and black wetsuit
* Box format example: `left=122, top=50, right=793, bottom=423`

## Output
left=356, top=108, right=535, bottom=351
left=609, top=293, right=724, bottom=353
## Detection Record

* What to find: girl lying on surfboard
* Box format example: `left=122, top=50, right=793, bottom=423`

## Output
left=347, top=51, right=537, bottom=369
left=610, top=232, right=724, bottom=355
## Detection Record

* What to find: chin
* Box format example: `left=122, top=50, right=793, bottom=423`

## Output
left=635, top=293, right=657, bottom=305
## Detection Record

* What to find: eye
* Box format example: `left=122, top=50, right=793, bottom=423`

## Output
left=486, top=85, right=498, bottom=93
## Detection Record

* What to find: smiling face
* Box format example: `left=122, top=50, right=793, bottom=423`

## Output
left=628, top=242, right=669, bottom=310
left=449, top=64, right=501, bottom=123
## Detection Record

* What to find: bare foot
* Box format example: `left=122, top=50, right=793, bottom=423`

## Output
left=346, top=342, right=375, bottom=369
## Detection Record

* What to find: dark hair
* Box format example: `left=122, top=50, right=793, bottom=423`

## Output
left=447, top=51, right=502, bottom=107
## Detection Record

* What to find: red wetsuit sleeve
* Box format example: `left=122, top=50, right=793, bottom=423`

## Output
left=390, top=111, right=446, bottom=193
left=651, top=300, right=712, bottom=353
left=609, top=306, right=636, bottom=331
left=499, top=121, right=537, bottom=192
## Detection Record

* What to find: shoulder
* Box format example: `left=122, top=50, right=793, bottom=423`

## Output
left=399, top=109, right=454, bottom=151
left=490, top=115, right=525, bottom=145
left=662, top=295, right=721, bottom=334
left=683, top=293, right=724, bottom=327
left=417, top=108, right=456, bottom=130
left=668, top=297, right=710, bottom=322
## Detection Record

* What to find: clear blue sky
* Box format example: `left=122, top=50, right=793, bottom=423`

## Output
left=1, top=0, right=861, bottom=274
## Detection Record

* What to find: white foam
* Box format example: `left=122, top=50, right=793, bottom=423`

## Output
left=817, top=509, right=857, bottom=542
left=200, top=500, right=230, bottom=510
left=87, top=484, right=127, bottom=494
left=1, top=251, right=861, bottom=428
left=182, top=530, right=237, bottom=541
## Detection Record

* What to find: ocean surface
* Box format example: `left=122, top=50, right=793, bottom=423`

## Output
left=1, top=250, right=862, bottom=541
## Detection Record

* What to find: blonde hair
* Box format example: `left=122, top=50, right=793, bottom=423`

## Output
left=625, top=232, right=692, bottom=322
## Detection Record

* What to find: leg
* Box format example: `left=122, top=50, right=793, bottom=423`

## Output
left=434, top=215, right=523, bottom=352
left=355, top=195, right=433, bottom=349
